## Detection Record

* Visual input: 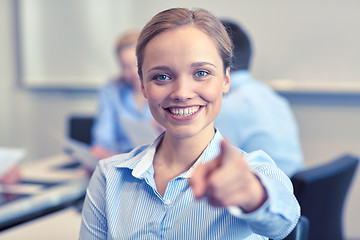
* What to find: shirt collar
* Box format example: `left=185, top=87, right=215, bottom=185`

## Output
left=114, top=130, right=224, bottom=179
left=113, top=132, right=164, bottom=178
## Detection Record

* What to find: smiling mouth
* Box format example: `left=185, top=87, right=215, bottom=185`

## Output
left=168, top=106, right=201, bottom=117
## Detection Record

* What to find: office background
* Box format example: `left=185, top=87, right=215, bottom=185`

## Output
left=1, top=0, right=359, bottom=239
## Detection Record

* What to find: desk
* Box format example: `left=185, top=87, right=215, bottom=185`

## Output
left=0, top=154, right=89, bottom=231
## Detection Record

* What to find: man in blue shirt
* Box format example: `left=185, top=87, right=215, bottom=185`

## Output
left=91, top=31, right=155, bottom=159
left=215, top=20, right=304, bottom=177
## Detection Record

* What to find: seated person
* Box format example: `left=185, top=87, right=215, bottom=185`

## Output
left=80, top=7, right=300, bottom=239
left=215, top=20, right=304, bottom=177
left=91, top=31, right=155, bottom=159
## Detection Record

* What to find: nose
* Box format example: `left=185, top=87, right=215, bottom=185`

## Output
left=170, top=76, right=195, bottom=102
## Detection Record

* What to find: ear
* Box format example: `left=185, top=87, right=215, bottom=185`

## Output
left=141, top=80, right=148, bottom=99
left=222, top=67, right=231, bottom=94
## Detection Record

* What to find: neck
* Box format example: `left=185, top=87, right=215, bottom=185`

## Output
left=153, top=126, right=215, bottom=197
left=156, top=127, right=215, bottom=172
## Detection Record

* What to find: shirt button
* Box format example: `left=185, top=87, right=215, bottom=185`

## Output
left=164, top=199, right=171, bottom=205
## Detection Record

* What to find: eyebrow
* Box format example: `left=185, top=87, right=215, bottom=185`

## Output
left=147, top=62, right=217, bottom=74
left=147, top=66, right=171, bottom=73
left=191, top=62, right=216, bottom=68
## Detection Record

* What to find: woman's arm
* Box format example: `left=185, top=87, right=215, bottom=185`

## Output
left=190, top=139, right=300, bottom=239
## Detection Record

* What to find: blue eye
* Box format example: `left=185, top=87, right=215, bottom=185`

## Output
left=195, top=71, right=208, bottom=78
left=153, top=74, right=170, bottom=81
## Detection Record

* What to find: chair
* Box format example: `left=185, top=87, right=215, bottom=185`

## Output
left=291, top=154, right=359, bottom=240
left=283, top=216, right=309, bottom=240
left=67, top=115, right=95, bottom=145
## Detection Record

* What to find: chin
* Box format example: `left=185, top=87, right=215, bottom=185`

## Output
left=167, top=125, right=210, bottom=140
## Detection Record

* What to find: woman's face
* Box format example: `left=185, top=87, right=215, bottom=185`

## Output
left=141, top=25, right=230, bottom=139
left=118, top=46, right=141, bottom=91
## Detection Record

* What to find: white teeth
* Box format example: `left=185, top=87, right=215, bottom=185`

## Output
left=169, top=106, right=199, bottom=117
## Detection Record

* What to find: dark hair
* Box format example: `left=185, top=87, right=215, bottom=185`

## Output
left=221, top=19, right=252, bottom=71
left=136, top=8, right=232, bottom=79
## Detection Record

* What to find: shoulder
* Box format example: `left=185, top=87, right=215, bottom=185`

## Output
left=98, top=80, right=128, bottom=102
left=101, top=79, right=124, bottom=91
left=241, top=149, right=293, bottom=190
left=225, top=77, right=292, bottom=117
left=86, top=145, right=150, bottom=195
left=229, top=71, right=283, bottom=100
left=241, top=149, right=276, bottom=167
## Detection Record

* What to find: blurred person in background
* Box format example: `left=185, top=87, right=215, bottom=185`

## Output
left=215, top=20, right=303, bottom=177
left=91, top=31, right=157, bottom=160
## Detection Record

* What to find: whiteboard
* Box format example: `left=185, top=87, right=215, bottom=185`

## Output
left=18, top=0, right=360, bottom=93
left=19, top=0, right=132, bottom=89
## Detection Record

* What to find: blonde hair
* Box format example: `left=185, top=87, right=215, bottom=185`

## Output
left=136, top=8, right=232, bottom=79
left=115, top=30, right=140, bottom=55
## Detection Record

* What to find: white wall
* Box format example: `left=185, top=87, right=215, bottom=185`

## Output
left=0, top=0, right=98, bottom=160
left=20, top=0, right=133, bottom=88
left=1, top=0, right=360, bottom=238
left=127, top=0, right=360, bottom=84
left=19, top=0, right=360, bottom=91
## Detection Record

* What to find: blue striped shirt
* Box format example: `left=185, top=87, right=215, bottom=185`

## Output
left=80, top=130, right=300, bottom=239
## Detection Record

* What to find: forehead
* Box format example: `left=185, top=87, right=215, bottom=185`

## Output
left=149, top=25, right=217, bottom=48
left=142, top=25, right=222, bottom=67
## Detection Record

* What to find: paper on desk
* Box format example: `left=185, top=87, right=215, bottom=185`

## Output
left=62, top=138, right=98, bottom=171
left=61, top=118, right=158, bottom=171
left=0, top=148, right=26, bottom=176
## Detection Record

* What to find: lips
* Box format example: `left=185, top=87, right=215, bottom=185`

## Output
left=168, top=106, right=200, bottom=117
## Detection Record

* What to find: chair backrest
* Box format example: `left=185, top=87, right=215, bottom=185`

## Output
left=283, top=215, right=309, bottom=240
left=291, top=154, right=359, bottom=240
left=67, top=115, right=95, bottom=145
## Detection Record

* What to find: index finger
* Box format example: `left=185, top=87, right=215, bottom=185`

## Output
left=189, top=154, right=222, bottom=199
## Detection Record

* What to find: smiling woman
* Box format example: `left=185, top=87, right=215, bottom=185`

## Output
left=79, top=7, right=300, bottom=240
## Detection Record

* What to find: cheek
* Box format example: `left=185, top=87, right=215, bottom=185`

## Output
left=143, top=85, right=165, bottom=106
left=144, top=86, right=167, bottom=125
left=200, top=82, right=224, bottom=103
